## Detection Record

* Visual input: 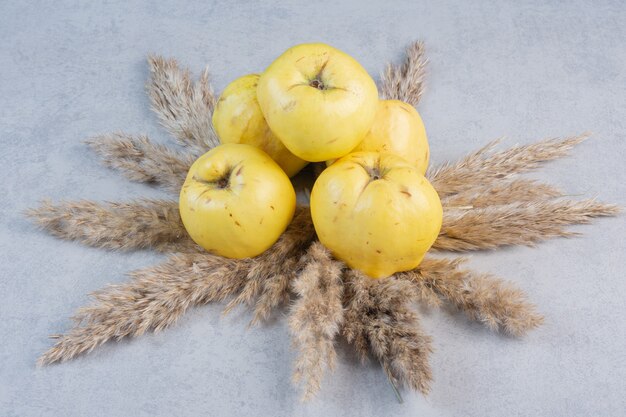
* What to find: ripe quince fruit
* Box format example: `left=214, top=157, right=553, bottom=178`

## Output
left=212, top=74, right=308, bottom=177
left=257, top=43, right=378, bottom=162
left=310, top=151, right=442, bottom=278
left=350, top=99, right=430, bottom=174
left=179, top=143, right=296, bottom=259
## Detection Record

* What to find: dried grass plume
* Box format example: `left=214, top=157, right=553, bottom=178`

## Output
left=398, top=258, right=544, bottom=336
left=380, top=41, right=427, bottom=107
left=343, top=272, right=433, bottom=394
left=26, top=199, right=186, bottom=252
left=147, top=55, right=219, bottom=154
left=86, top=133, right=194, bottom=193
left=38, top=207, right=315, bottom=365
left=289, top=242, right=344, bottom=400
left=428, top=134, right=589, bottom=197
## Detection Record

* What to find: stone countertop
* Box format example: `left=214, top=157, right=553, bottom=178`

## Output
left=1, top=1, right=624, bottom=416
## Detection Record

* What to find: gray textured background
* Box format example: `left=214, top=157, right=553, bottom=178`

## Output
left=1, top=1, right=625, bottom=416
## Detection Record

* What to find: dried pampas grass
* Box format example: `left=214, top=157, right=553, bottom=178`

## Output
left=147, top=55, right=219, bottom=154
left=26, top=199, right=185, bottom=252
left=222, top=207, right=316, bottom=316
left=442, top=179, right=562, bottom=208
left=39, top=251, right=242, bottom=365
left=289, top=242, right=344, bottom=400
left=380, top=41, right=427, bottom=106
left=28, top=41, right=619, bottom=402
left=39, top=207, right=315, bottom=366
left=398, top=258, right=543, bottom=336
left=343, top=271, right=433, bottom=394
left=428, top=134, right=589, bottom=197
left=435, top=199, right=619, bottom=252
left=86, top=133, right=194, bottom=193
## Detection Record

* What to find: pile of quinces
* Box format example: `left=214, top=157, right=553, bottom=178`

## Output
left=180, top=43, right=442, bottom=278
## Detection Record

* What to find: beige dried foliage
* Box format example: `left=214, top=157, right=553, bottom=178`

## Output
left=380, top=41, right=427, bottom=107
left=27, top=193, right=618, bottom=259
left=289, top=242, right=344, bottom=400
left=86, top=133, right=195, bottom=193
left=38, top=207, right=315, bottom=365
left=147, top=55, right=219, bottom=154
left=38, top=252, right=247, bottom=366
left=340, top=273, right=370, bottom=362
left=428, top=134, right=589, bottom=198
left=443, top=179, right=562, bottom=208
left=26, top=199, right=186, bottom=251
left=250, top=258, right=297, bottom=326
left=398, top=257, right=544, bottom=336
left=222, top=207, right=316, bottom=316
left=435, top=199, right=620, bottom=252
left=343, top=271, right=433, bottom=394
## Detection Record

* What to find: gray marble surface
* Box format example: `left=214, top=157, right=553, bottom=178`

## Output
left=1, top=1, right=625, bottom=416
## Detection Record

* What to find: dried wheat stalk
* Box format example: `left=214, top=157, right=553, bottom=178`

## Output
left=380, top=41, right=427, bottom=106
left=289, top=242, right=344, bottom=400
left=222, top=207, right=316, bottom=316
left=442, top=179, right=562, bottom=208
left=343, top=271, right=433, bottom=394
left=397, top=257, right=543, bottom=336
left=428, top=134, right=589, bottom=198
left=26, top=199, right=186, bottom=251
left=435, top=199, right=620, bottom=252
left=27, top=195, right=616, bottom=255
left=147, top=55, right=219, bottom=154
left=39, top=252, right=247, bottom=365
left=39, top=207, right=314, bottom=365
left=86, top=133, right=194, bottom=193
left=250, top=257, right=297, bottom=326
